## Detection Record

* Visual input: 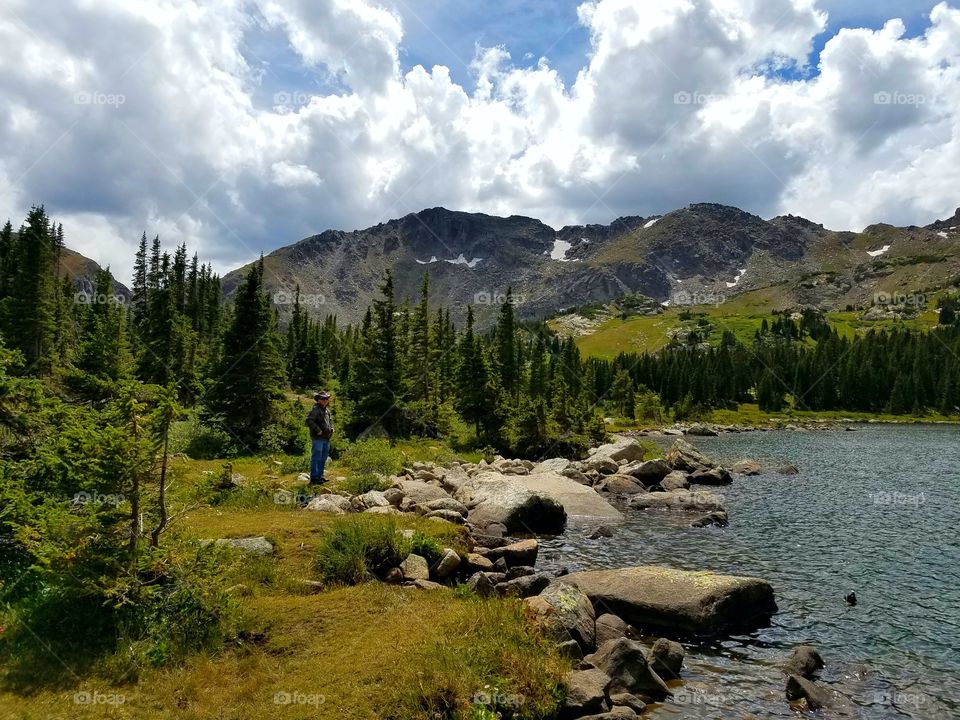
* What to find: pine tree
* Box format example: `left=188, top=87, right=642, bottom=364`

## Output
left=4, top=206, right=55, bottom=371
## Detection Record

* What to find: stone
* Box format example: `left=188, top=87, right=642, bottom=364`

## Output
left=439, top=465, right=470, bottom=494
left=776, top=463, right=800, bottom=475
left=665, top=438, right=717, bottom=472
left=562, top=668, right=611, bottom=717
left=505, top=565, right=536, bottom=580
left=589, top=525, right=614, bottom=539
left=422, top=497, right=469, bottom=516
left=525, top=581, right=596, bottom=652
left=785, top=674, right=832, bottom=709
left=398, top=479, right=451, bottom=504
left=731, top=459, right=762, bottom=475
left=496, top=572, right=552, bottom=598
left=630, top=489, right=725, bottom=513
left=364, top=505, right=401, bottom=515
left=212, top=536, right=274, bottom=556
left=595, top=475, right=645, bottom=496
left=358, top=490, right=390, bottom=508
left=383, top=567, right=403, bottom=584
left=690, top=510, right=729, bottom=528
left=455, top=473, right=567, bottom=533
left=578, top=708, right=637, bottom=719
left=557, top=639, right=584, bottom=660
left=586, top=638, right=670, bottom=701
left=595, top=614, right=632, bottom=646
left=411, top=579, right=445, bottom=590
left=466, top=572, right=496, bottom=598
left=649, top=638, right=684, bottom=680
left=296, top=472, right=311, bottom=483
left=589, top=438, right=646, bottom=464
left=783, top=645, right=825, bottom=678
left=560, top=566, right=777, bottom=637
left=685, top=424, right=719, bottom=436
left=304, top=494, right=352, bottom=514
left=399, top=553, right=430, bottom=581
left=620, top=459, right=672, bottom=484
left=608, top=693, right=646, bottom=715
left=514, top=472, right=623, bottom=521
left=689, top=467, right=733, bottom=486
left=431, top=549, right=461, bottom=580
left=425, top=509, right=465, bottom=524
left=485, top=539, right=539, bottom=567
left=660, top=471, right=690, bottom=491
left=531, top=457, right=572, bottom=475
left=383, top=487, right=405, bottom=506
left=464, top=553, right=494, bottom=573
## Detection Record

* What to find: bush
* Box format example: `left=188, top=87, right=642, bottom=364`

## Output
left=260, top=399, right=309, bottom=456
left=315, top=516, right=411, bottom=585
left=169, top=416, right=236, bottom=459
left=339, top=439, right=403, bottom=494
left=408, top=530, right=443, bottom=566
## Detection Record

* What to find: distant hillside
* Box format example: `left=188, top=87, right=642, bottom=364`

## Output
left=59, top=247, right=130, bottom=299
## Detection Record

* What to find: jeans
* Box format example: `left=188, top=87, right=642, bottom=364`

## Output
left=310, top=438, right=330, bottom=481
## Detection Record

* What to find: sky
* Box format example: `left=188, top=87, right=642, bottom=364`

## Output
left=1, top=0, right=958, bottom=282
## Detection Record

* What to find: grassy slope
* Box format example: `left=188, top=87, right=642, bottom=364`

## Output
left=0, top=453, right=564, bottom=720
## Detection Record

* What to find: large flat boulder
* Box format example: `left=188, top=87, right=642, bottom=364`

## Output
left=398, top=479, right=451, bottom=504
left=515, top=472, right=623, bottom=521
left=455, top=472, right=566, bottom=533
left=589, top=438, right=646, bottom=465
left=560, top=566, right=777, bottom=637
left=629, top=489, right=725, bottom=513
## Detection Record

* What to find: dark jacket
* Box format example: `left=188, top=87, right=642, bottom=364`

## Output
left=306, top=404, right=333, bottom=439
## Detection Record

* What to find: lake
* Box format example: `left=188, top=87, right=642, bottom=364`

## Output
left=538, top=425, right=960, bottom=719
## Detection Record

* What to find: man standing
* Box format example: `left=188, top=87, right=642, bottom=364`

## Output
left=306, top=391, right=334, bottom=483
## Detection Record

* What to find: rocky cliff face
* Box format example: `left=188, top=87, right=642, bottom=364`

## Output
left=222, top=203, right=960, bottom=325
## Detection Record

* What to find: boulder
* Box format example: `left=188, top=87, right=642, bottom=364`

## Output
left=411, top=579, right=445, bottom=590
left=484, top=538, right=539, bottom=567
left=304, top=494, right=352, bottom=514
left=731, top=459, right=762, bottom=476
left=357, top=490, right=390, bottom=508
left=595, top=613, right=633, bottom=646
left=595, top=475, right=645, bottom=496
left=585, top=456, right=620, bottom=475
left=630, top=489, right=725, bottom=513
left=560, top=566, right=777, bottom=637
left=532, top=457, right=572, bottom=475
left=383, top=567, right=403, bottom=584
left=496, top=572, right=552, bottom=598
left=660, top=471, right=690, bottom=491
left=578, top=708, right=637, bottom=719
left=383, top=487, right=405, bottom=506
left=562, top=668, right=611, bottom=717
left=505, top=565, right=536, bottom=581
left=776, top=463, right=800, bottom=476
left=364, top=505, right=401, bottom=515
left=514, top=472, right=623, bottom=521
left=608, top=693, right=645, bottom=715
left=430, top=549, right=461, bottom=580
left=649, top=638, right=684, bottom=679
left=424, top=509, right=465, bottom=524
left=466, top=572, right=496, bottom=598
left=783, top=645, right=825, bottom=678
left=690, top=510, right=729, bottom=528
left=561, top=467, right=593, bottom=485
left=398, top=479, right=451, bottom=504
left=212, top=536, right=273, bottom=556
left=589, top=525, right=614, bottom=539
left=464, top=553, right=494, bottom=573
left=590, top=438, right=646, bottom=464
left=685, top=424, right=719, bottom=436
left=557, top=639, right=584, bottom=660
left=586, top=638, right=670, bottom=701
left=689, top=467, right=733, bottom=486
left=454, top=473, right=567, bottom=533
left=785, top=674, right=832, bottom=710
left=399, top=553, right=430, bottom=581
left=439, top=465, right=470, bottom=494
left=665, top=438, right=717, bottom=472
left=620, top=459, right=671, bottom=485
left=422, top=497, right=468, bottom=516
left=525, top=581, right=596, bottom=652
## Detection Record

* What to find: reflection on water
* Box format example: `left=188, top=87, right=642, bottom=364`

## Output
left=538, top=425, right=960, bottom=719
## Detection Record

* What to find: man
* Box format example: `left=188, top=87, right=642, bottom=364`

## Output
left=306, top=391, right=334, bottom=483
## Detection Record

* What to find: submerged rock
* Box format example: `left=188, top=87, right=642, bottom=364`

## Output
left=630, top=489, right=725, bottom=513
left=649, top=638, right=684, bottom=679
left=785, top=674, right=832, bottom=709
left=731, top=459, right=762, bottom=475
left=586, top=638, right=671, bottom=701
left=783, top=645, right=825, bottom=678
left=691, top=510, right=729, bottom=528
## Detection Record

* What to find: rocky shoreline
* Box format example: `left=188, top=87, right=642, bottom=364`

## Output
left=218, top=436, right=839, bottom=716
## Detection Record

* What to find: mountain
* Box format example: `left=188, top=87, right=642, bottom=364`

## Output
left=59, top=247, right=130, bottom=299
left=222, top=204, right=960, bottom=325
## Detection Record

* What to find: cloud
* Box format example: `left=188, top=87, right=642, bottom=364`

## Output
left=0, top=0, right=958, bottom=285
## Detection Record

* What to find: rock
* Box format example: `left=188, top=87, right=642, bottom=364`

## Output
left=212, top=536, right=274, bottom=556
left=785, top=674, right=832, bottom=709
left=383, top=487, right=405, bottom=506
left=358, top=490, right=390, bottom=508
left=485, top=539, right=538, bottom=567
left=439, top=465, right=470, bottom=494
left=296, top=472, right=311, bottom=483
left=431, top=549, right=461, bottom=580
left=383, top=567, right=404, bottom=584
left=665, top=438, right=717, bottom=472
left=464, top=553, right=494, bottom=572
left=585, top=456, right=621, bottom=475
left=304, top=495, right=352, bottom=514
left=783, top=645, right=825, bottom=678
left=660, top=471, right=690, bottom=491
left=365, top=505, right=401, bottom=515
left=595, top=475, right=645, bottom=496
left=493, top=557, right=508, bottom=573
left=560, top=566, right=777, bottom=637
left=649, top=638, right=684, bottom=679
left=776, top=463, right=800, bottom=475
left=411, top=579, right=445, bottom=590
left=630, top=489, right=725, bottom=513
left=525, top=581, right=596, bottom=652
left=496, top=572, right=552, bottom=598
left=578, top=708, right=637, bottom=719
left=620, top=459, right=672, bottom=485
left=845, top=591, right=857, bottom=605
left=608, top=693, right=646, bottom=715
left=731, top=459, right=762, bottom=475
left=690, top=510, right=729, bottom=528
left=589, top=525, right=614, bottom=539
left=562, top=668, right=611, bottom=717
left=399, top=553, right=430, bottom=581
left=425, top=509, right=465, bottom=524
left=398, top=479, right=451, bottom=504
left=586, top=638, right=670, bottom=701
left=685, top=424, right=719, bottom=436
left=590, top=438, right=646, bottom=464
left=454, top=473, right=567, bottom=533
left=562, top=468, right=593, bottom=485
left=422, top=497, right=468, bottom=516
left=595, top=613, right=633, bottom=646
left=466, top=572, right=497, bottom=598
left=514, top=472, right=623, bottom=521
left=689, top=467, right=733, bottom=485
left=557, top=639, right=584, bottom=660
left=532, top=457, right=572, bottom=475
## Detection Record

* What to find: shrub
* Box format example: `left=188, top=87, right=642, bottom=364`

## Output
left=408, top=530, right=443, bottom=566
left=315, top=516, right=410, bottom=585
left=260, top=399, right=309, bottom=456
left=339, top=439, right=403, bottom=494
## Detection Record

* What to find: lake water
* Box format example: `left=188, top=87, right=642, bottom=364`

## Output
left=538, top=425, right=960, bottom=719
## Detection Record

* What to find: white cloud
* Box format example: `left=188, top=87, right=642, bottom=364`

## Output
left=0, top=0, right=959, bottom=285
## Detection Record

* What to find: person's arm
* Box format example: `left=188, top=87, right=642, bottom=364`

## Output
left=306, top=406, right=321, bottom=435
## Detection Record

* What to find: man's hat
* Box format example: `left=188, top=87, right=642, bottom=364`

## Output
left=314, top=391, right=331, bottom=400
